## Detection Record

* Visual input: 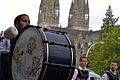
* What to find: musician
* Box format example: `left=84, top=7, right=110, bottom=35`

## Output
left=14, top=14, right=30, bottom=33
left=102, top=61, right=120, bottom=80
left=0, top=14, right=30, bottom=80
left=10, top=14, right=30, bottom=49
left=72, top=57, right=90, bottom=80
left=0, top=14, right=30, bottom=48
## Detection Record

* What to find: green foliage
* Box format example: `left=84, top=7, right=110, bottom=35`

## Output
left=87, top=27, right=120, bottom=76
left=85, top=6, right=120, bottom=76
left=101, top=5, right=119, bottom=33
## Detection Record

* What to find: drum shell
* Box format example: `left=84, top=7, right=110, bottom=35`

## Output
left=38, top=28, right=76, bottom=80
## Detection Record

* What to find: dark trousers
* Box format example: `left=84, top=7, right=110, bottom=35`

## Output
left=0, top=52, right=11, bottom=80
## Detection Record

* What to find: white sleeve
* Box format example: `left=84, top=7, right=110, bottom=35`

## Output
left=71, top=69, right=78, bottom=80
left=88, top=72, right=90, bottom=80
left=0, top=39, right=10, bottom=52
left=6, top=39, right=10, bottom=52
left=102, top=73, right=109, bottom=80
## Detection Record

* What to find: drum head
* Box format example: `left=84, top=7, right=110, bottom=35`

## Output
left=11, top=27, right=44, bottom=80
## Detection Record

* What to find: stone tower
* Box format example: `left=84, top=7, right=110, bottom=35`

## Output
left=37, top=0, right=60, bottom=28
left=68, top=0, right=89, bottom=31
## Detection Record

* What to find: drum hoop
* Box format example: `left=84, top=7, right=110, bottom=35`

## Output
left=63, top=33, right=74, bottom=80
left=39, top=28, right=49, bottom=80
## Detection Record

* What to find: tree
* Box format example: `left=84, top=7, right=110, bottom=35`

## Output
left=87, top=5, right=120, bottom=76
left=87, top=27, right=120, bottom=76
left=101, top=5, right=119, bottom=32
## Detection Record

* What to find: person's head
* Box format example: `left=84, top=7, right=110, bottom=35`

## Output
left=14, top=14, right=30, bottom=32
left=110, top=61, right=118, bottom=72
left=79, top=57, right=88, bottom=68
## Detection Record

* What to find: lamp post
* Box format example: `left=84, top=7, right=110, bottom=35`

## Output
left=86, top=42, right=104, bottom=57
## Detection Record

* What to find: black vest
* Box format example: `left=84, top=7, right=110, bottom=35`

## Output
left=76, top=68, right=89, bottom=80
left=106, top=70, right=120, bottom=80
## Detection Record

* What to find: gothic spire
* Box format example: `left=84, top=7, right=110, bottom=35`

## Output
left=37, top=0, right=60, bottom=28
left=68, top=0, right=89, bottom=31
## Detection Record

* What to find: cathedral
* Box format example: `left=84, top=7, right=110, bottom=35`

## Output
left=37, top=0, right=100, bottom=63
left=38, top=0, right=89, bottom=31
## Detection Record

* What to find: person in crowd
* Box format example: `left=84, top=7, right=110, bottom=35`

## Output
left=72, top=57, right=90, bottom=80
left=0, top=32, right=10, bottom=80
left=102, top=61, right=120, bottom=80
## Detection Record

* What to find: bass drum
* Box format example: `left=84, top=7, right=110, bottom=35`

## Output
left=10, top=25, right=76, bottom=80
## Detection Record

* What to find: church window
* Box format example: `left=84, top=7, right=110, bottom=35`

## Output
left=69, top=14, right=73, bottom=19
left=56, top=10, right=59, bottom=16
left=85, top=14, right=88, bottom=20
left=39, top=10, right=42, bottom=14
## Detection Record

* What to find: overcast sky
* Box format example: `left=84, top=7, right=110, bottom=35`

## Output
left=0, top=0, right=120, bottom=32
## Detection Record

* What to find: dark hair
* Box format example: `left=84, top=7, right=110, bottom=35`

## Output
left=14, top=14, right=29, bottom=26
left=79, top=57, right=87, bottom=61
left=110, top=61, right=118, bottom=65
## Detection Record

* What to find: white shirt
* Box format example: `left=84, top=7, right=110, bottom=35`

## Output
left=102, top=73, right=109, bottom=80
left=72, top=66, right=90, bottom=80
left=0, top=39, right=10, bottom=52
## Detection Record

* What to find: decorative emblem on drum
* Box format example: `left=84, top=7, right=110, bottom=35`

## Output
left=26, top=37, right=36, bottom=55
left=13, top=46, right=20, bottom=63
left=29, top=57, right=40, bottom=77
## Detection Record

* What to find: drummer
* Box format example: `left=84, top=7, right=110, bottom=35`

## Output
left=14, top=14, right=30, bottom=33
left=11, top=14, right=30, bottom=49
left=0, top=14, right=30, bottom=80
left=0, top=14, right=30, bottom=50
